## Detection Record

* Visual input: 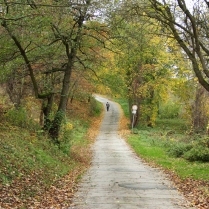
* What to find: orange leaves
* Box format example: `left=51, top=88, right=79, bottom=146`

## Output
left=167, top=172, right=209, bottom=209
left=0, top=158, right=85, bottom=209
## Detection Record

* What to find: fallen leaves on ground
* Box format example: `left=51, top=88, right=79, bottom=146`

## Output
left=0, top=157, right=87, bottom=209
left=1, top=103, right=208, bottom=209
left=168, top=171, right=209, bottom=209
left=0, top=109, right=102, bottom=209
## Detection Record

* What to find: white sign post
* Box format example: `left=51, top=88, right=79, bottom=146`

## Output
left=131, top=105, right=138, bottom=133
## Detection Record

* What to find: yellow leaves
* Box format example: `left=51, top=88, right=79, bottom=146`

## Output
left=64, top=122, right=73, bottom=131
left=207, top=124, right=209, bottom=134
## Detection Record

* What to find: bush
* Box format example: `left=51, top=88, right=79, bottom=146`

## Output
left=198, top=137, right=209, bottom=148
left=5, top=107, right=38, bottom=130
left=159, top=102, right=180, bottom=119
left=89, top=97, right=102, bottom=116
left=5, top=107, right=27, bottom=126
left=167, top=142, right=192, bottom=158
left=183, top=146, right=209, bottom=162
left=59, top=122, right=74, bottom=155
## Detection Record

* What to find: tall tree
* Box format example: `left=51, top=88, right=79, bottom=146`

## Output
left=131, top=0, right=209, bottom=131
left=111, top=0, right=209, bottom=131
left=0, top=0, right=110, bottom=142
left=107, top=6, right=173, bottom=127
left=134, top=0, right=209, bottom=92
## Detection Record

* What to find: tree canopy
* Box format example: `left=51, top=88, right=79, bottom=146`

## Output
left=1, top=0, right=209, bottom=136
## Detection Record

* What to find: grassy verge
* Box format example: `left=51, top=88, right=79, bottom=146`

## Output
left=128, top=129, right=209, bottom=180
left=0, top=96, right=103, bottom=208
left=0, top=118, right=92, bottom=181
left=116, top=98, right=209, bottom=180
left=115, top=98, right=129, bottom=117
left=0, top=118, right=89, bottom=203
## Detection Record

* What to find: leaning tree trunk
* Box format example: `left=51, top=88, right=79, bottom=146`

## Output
left=48, top=1, right=89, bottom=143
left=48, top=65, right=73, bottom=143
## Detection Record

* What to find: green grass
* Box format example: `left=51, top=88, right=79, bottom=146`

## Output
left=0, top=117, right=90, bottom=185
left=128, top=128, right=209, bottom=180
left=116, top=98, right=209, bottom=181
left=115, top=98, right=130, bottom=117
left=0, top=96, right=103, bottom=208
left=0, top=96, right=103, bottom=185
left=90, top=97, right=103, bottom=116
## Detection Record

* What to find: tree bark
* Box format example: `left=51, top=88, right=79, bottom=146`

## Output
left=48, top=63, right=73, bottom=141
left=192, top=86, right=207, bottom=132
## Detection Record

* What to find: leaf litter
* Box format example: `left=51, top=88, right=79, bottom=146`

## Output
left=0, top=105, right=208, bottom=208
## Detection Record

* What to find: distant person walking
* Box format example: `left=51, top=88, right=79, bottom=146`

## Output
left=106, top=102, right=110, bottom=111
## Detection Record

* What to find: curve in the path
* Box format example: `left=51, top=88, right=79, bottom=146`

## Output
left=69, top=95, right=195, bottom=209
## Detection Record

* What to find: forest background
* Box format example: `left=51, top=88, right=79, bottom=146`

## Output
left=0, top=0, right=209, bottom=208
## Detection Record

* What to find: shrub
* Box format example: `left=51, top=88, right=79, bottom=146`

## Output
left=5, top=107, right=38, bottom=130
left=159, top=102, right=180, bottom=119
left=89, top=97, right=102, bottom=116
left=5, top=107, right=27, bottom=126
left=198, top=137, right=209, bottom=148
left=183, top=146, right=209, bottom=162
left=58, top=120, right=74, bottom=155
left=167, top=142, right=192, bottom=158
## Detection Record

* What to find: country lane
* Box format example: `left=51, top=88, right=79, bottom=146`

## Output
left=69, top=95, right=195, bottom=209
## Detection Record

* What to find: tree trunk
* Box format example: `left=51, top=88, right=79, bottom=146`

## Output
left=48, top=64, right=73, bottom=142
left=48, top=110, right=64, bottom=144
left=192, top=85, right=207, bottom=132
left=129, top=96, right=140, bottom=128
left=40, top=94, right=54, bottom=130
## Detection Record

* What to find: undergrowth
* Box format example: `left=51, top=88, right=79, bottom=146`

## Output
left=116, top=98, right=209, bottom=180
left=0, top=117, right=89, bottom=185
left=0, top=96, right=102, bottom=207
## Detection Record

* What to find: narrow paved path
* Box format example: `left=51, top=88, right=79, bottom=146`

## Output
left=69, top=95, right=194, bottom=209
